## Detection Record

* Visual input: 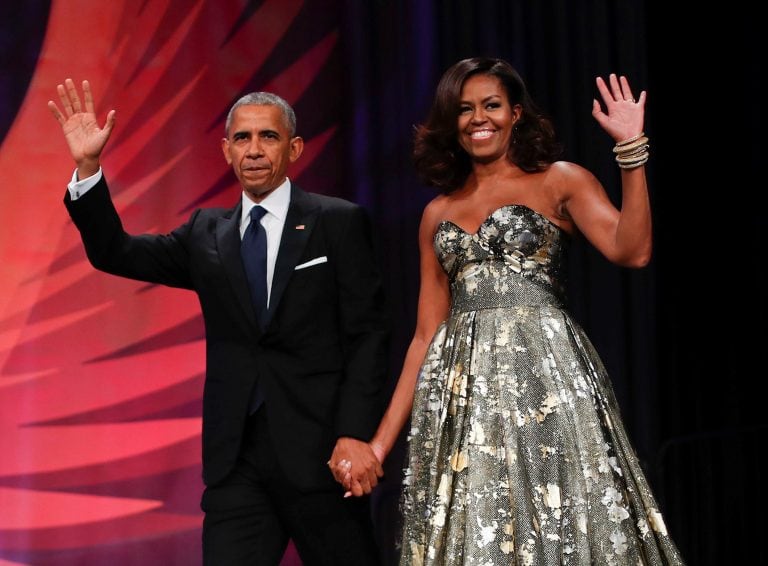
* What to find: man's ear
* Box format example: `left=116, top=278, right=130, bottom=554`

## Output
left=221, top=137, right=232, bottom=164
left=289, top=136, right=304, bottom=163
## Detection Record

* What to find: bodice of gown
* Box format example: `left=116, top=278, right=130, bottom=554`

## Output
left=434, top=204, right=570, bottom=313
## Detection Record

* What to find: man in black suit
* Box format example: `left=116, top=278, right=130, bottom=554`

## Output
left=49, top=79, right=389, bottom=565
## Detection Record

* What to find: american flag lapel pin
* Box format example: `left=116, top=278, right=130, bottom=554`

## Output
left=295, top=224, right=305, bottom=230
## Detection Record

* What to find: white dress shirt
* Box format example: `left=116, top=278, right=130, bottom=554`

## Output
left=67, top=168, right=103, bottom=199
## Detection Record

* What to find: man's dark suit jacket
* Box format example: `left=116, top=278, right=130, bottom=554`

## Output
left=65, top=176, right=390, bottom=491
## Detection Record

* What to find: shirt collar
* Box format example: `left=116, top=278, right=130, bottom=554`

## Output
left=240, top=177, right=291, bottom=229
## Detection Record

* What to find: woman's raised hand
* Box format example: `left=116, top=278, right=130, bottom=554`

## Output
left=592, top=73, right=645, bottom=143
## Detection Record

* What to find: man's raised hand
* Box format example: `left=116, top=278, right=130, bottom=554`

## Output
left=48, top=79, right=115, bottom=179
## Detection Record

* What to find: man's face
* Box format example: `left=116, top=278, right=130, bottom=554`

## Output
left=221, top=104, right=303, bottom=202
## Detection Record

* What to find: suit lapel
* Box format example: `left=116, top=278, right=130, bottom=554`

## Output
left=267, top=185, right=320, bottom=324
left=217, top=201, right=260, bottom=332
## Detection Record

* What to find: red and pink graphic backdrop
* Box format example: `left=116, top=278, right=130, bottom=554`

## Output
left=0, top=1, right=343, bottom=563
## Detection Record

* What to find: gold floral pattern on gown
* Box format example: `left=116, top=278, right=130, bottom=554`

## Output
left=399, top=205, right=685, bottom=565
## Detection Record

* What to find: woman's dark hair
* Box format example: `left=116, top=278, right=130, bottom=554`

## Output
left=413, top=57, right=561, bottom=193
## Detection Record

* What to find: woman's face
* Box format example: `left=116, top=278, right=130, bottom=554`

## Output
left=456, top=74, right=521, bottom=164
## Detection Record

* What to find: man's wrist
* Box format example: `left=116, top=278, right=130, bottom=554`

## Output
left=76, top=159, right=100, bottom=181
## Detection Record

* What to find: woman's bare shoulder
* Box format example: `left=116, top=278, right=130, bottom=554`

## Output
left=546, top=160, right=594, bottom=180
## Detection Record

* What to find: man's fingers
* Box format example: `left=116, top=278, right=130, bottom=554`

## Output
left=47, top=101, right=64, bottom=124
left=65, top=78, right=82, bottom=113
left=341, top=473, right=377, bottom=498
left=83, top=80, right=96, bottom=114
left=347, top=467, right=371, bottom=495
left=366, top=469, right=379, bottom=489
left=57, top=84, right=72, bottom=116
left=358, top=473, right=372, bottom=494
left=328, top=458, right=352, bottom=484
left=352, top=460, right=381, bottom=489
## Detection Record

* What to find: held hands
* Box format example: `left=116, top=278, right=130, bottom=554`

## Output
left=592, top=74, right=645, bottom=143
left=48, top=79, right=115, bottom=178
left=327, top=438, right=384, bottom=498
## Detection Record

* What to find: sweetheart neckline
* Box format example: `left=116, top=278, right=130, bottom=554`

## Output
left=436, top=204, right=568, bottom=236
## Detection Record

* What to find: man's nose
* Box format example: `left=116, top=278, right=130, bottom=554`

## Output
left=245, top=138, right=264, bottom=157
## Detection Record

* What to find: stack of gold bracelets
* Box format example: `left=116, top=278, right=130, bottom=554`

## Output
left=613, top=132, right=649, bottom=169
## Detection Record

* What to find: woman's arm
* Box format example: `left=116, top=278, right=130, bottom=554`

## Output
left=563, top=74, right=652, bottom=268
left=330, top=199, right=451, bottom=494
left=370, top=200, right=451, bottom=460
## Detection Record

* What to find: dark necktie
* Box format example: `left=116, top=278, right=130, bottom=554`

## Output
left=241, top=205, right=269, bottom=329
left=241, top=205, right=268, bottom=413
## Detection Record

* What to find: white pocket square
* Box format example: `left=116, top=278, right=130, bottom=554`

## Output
left=294, top=256, right=328, bottom=270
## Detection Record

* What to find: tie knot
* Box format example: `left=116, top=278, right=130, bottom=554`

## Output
left=250, top=205, right=267, bottom=223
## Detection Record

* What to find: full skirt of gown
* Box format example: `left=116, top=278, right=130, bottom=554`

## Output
left=398, top=205, right=685, bottom=565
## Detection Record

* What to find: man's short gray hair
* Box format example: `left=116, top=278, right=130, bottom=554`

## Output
left=224, top=92, right=297, bottom=137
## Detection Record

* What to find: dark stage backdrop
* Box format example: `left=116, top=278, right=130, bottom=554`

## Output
left=0, top=1, right=763, bottom=565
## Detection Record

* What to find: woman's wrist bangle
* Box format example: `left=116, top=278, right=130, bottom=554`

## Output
left=614, top=134, right=650, bottom=170
left=615, top=132, right=645, bottom=146
left=612, top=136, right=649, bottom=153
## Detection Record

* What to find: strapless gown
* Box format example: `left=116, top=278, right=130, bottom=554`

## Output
left=398, top=205, right=685, bottom=565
